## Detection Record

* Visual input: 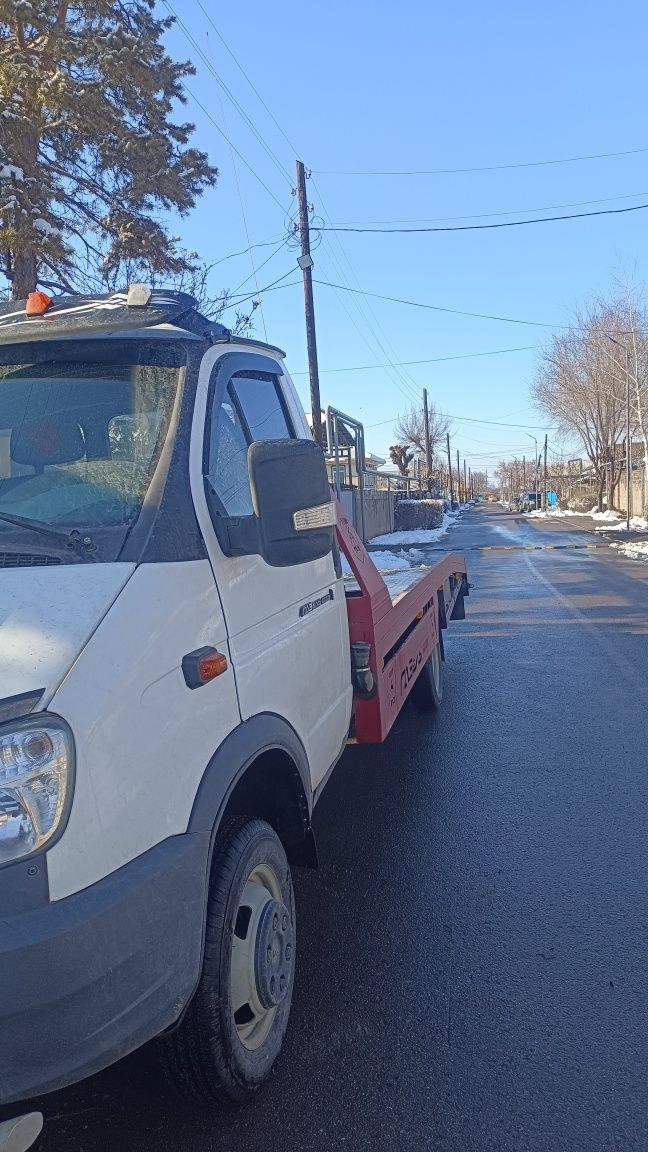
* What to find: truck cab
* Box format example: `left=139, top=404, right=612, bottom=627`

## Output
left=0, top=288, right=351, bottom=1109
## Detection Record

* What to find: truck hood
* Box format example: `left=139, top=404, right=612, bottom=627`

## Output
left=0, top=563, right=135, bottom=709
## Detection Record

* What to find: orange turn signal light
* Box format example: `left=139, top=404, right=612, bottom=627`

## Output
left=198, top=651, right=228, bottom=683
left=26, top=291, right=53, bottom=316
left=182, top=646, right=229, bottom=690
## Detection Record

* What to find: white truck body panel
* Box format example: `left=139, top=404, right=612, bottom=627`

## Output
left=0, top=563, right=134, bottom=705
left=189, top=346, right=352, bottom=791
left=47, top=560, right=239, bottom=899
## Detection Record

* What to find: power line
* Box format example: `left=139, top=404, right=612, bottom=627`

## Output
left=175, top=5, right=424, bottom=408
left=314, top=144, right=648, bottom=176
left=212, top=238, right=286, bottom=266
left=179, top=80, right=290, bottom=213
left=317, top=201, right=648, bottom=233
left=209, top=38, right=269, bottom=340
left=219, top=269, right=302, bottom=311
left=313, top=278, right=569, bottom=329
left=307, top=183, right=420, bottom=406
left=229, top=239, right=290, bottom=294
left=163, top=1, right=293, bottom=186
left=289, top=344, right=538, bottom=375
left=365, top=411, right=553, bottom=431
left=326, top=189, right=648, bottom=227
left=192, top=0, right=301, bottom=157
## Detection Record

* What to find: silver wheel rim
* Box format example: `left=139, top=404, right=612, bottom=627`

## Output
left=230, top=862, right=284, bottom=1051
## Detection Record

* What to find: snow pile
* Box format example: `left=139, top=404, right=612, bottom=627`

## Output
left=0, top=164, right=24, bottom=181
left=590, top=509, right=622, bottom=522
left=526, top=509, right=575, bottom=519
left=341, top=548, right=416, bottom=576
left=595, top=515, right=648, bottom=533
left=610, top=540, right=648, bottom=560
left=370, top=509, right=461, bottom=546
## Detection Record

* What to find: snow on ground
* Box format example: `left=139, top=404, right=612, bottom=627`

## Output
left=341, top=549, right=415, bottom=576
left=526, top=509, right=577, bottom=519
left=595, top=515, right=648, bottom=533
left=610, top=540, right=648, bottom=560
left=590, top=509, right=622, bottom=522
left=369, top=510, right=461, bottom=546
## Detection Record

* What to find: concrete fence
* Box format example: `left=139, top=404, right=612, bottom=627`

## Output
left=354, top=490, right=396, bottom=539
left=616, top=466, right=647, bottom=519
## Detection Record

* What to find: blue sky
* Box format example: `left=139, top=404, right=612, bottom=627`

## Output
left=162, top=0, right=647, bottom=479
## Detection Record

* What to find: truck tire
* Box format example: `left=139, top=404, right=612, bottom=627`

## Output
left=161, top=817, right=295, bottom=1103
left=410, top=642, right=443, bottom=711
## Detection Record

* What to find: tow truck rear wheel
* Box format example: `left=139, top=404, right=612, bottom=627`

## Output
left=161, top=817, right=295, bottom=1103
left=410, top=641, right=443, bottom=711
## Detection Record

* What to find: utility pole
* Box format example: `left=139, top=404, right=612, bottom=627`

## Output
left=463, top=459, right=467, bottom=501
left=625, top=346, right=631, bottom=531
left=523, top=455, right=526, bottom=487
left=469, top=467, right=472, bottom=498
left=422, top=388, right=432, bottom=490
left=456, top=449, right=461, bottom=502
left=446, top=432, right=454, bottom=506
left=543, top=436, right=548, bottom=511
left=295, top=160, right=323, bottom=447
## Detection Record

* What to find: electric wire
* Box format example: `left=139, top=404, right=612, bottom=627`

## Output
left=314, top=144, right=648, bottom=176
left=317, top=201, right=648, bottom=233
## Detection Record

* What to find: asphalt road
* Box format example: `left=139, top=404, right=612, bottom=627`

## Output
left=19, top=506, right=648, bottom=1151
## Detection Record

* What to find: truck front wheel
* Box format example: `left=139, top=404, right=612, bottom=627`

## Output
left=162, top=817, right=295, bottom=1103
left=410, top=642, right=443, bottom=711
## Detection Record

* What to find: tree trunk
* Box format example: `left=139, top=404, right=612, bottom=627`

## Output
left=11, top=250, right=37, bottom=299
left=596, top=476, right=605, bottom=512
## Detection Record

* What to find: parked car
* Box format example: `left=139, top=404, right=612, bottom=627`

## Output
left=507, top=496, right=520, bottom=511
left=520, top=491, right=541, bottom=512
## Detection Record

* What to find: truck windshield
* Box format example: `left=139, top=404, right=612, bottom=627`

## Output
left=0, top=339, right=184, bottom=549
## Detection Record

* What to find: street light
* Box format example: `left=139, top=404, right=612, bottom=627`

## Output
left=524, top=432, right=538, bottom=512
left=602, top=334, right=631, bottom=533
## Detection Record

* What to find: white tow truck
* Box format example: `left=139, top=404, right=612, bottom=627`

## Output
left=0, top=288, right=468, bottom=1148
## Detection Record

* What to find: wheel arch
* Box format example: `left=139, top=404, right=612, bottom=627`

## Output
left=188, top=713, right=316, bottom=868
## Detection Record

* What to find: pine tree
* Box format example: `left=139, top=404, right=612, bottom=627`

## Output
left=0, top=0, right=218, bottom=299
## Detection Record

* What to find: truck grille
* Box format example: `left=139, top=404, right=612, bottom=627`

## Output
left=0, top=553, right=62, bottom=568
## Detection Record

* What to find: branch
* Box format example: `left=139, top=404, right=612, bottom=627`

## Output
left=38, top=256, right=77, bottom=294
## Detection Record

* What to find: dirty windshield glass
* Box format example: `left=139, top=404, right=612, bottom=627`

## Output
left=0, top=341, right=184, bottom=540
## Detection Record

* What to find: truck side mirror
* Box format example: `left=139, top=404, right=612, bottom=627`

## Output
left=248, top=439, right=335, bottom=567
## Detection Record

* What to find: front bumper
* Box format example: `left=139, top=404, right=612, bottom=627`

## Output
left=0, top=833, right=210, bottom=1106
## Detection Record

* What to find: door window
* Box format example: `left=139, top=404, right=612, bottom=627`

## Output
left=205, top=368, right=294, bottom=519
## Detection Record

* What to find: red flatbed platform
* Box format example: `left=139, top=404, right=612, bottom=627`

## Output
left=336, top=502, right=468, bottom=744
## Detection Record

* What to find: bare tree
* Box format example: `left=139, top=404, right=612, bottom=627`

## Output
left=533, top=302, right=632, bottom=511
left=389, top=444, right=414, bottom=476
left=394, top=399, right=449, bottom=461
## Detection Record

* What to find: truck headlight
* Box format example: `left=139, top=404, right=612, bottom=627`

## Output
left=0, top=716, right=74, bottom=868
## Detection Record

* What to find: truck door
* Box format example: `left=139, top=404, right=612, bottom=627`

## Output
left=190, top=348, right=352, bottom=791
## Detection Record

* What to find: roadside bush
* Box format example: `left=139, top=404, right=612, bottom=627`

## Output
left=394, top=498, right=445, bottom=531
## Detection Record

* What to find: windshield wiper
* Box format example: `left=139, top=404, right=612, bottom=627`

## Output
left=0, top=511, right=97, bottom=561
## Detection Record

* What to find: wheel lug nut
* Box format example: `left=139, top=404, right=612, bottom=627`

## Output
left=285, top=943, right=292, bottom=961
left=273, top=913, right=279, bottom=931
left=280, top=975, right=286, bottom=993
left=282, top=914, right=288, bottom=931
left=270, top=976, right=276, bottom=995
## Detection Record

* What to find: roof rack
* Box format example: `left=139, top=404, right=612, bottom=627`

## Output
left=0, top=285, right=231, bottom=345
